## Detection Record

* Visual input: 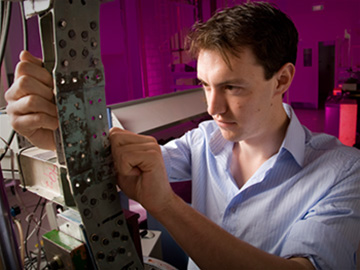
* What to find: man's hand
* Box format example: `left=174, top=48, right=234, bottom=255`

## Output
left=109, top=127, right=175, bottom=215
left=5, top=51, right=58, bottom=150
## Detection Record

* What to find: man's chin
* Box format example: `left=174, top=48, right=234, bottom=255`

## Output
left=219, top=129, right=242, bottom=142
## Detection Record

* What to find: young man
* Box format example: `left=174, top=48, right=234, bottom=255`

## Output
left=5, top=2, right=360, bottom=270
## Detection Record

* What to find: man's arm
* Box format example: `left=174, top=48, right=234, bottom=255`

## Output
left=158, top=192, right=314, bottom=270
left=109, top=127, right=314, bottom=270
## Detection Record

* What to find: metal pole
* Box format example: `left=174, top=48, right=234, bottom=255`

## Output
left=0, top=164, right=22, bottom=270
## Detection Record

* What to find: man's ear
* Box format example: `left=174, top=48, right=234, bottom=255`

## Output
left=274, top=63, right=296, bottom=97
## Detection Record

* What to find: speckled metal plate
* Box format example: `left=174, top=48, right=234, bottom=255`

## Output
left=39, top=1, right=143, bottom=269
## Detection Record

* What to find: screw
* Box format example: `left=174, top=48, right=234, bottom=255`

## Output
left=62, top=60, right=69, bottom=67
left=59, top=40, right=67, bottom=48
left=121, top=235, right=128, bottom=241
left=82, top=48, right=89, bottom=57
left=117, top=219, right=124, bottom=226
left=97, top=252, right=105, bottom=260
left=58, top=20, right=67, bottom=29
left=83, top=208, right=91, bottom=217
left=80, top=195, right=87, bottom=203
left=68, top=29, right=76, bottom=39
left=102, top=238, right=109, bottom=245
left=91, top=234, right=99, bottom=242
left=90, top=198, right=97, bottom=206
left=81, top=31, right=88, bottom=40
left=69, top=49, right=77, bottom=58
left=90, top=21, right=97, bottom=30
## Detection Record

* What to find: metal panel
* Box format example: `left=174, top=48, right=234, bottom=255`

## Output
left=110, top=88, right=207, bottom=134
left=36, top=1, right=143, bottom=269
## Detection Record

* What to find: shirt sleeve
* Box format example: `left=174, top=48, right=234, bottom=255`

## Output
left=160, top=132, right=193, bottom=182
left=280, top=158, right=360, bottom=269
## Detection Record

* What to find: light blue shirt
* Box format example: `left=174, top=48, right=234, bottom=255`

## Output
left=161, top=103, right=360, bottom=269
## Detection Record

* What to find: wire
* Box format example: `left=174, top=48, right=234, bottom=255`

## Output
left=0, top=0, right=15, bottom=162
left=1, top=133, right=31, bottom=217
left=0, top=134, right=10, bottom=156
left=0, top=2, right=3, bottom=34
left=25, top=248, right=48, bottom=270
left=13, top=218, right=25, bottom=264
left=24, top=197, right=42, bottom=270
left=36, top=199, right=47, bottom=238
left=19, top=0, right=28, bottom=51
left=0, top=0, right=30, bottom=162
left=0, top=1, right=12, bottom=67
left=36, top=198, right=47, bottom=270
left=17, top=145, right=34, bottom=189
left=0, top=130, right=16, bottom=161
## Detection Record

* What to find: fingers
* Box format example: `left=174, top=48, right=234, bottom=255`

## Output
left=5, top=50, right=56, bottom=127
left=6, top=51, right=53, bottom=104
left=15, top=51, right=53, bottom=88
left=10, top=113, right=59, bottom=133
left=109, top=127, right=157, bottom=146
left=5, top=76, right=55, bottom=106
left=19, top=50, right=43, bottom=66
left=4, top=51, right=57, bottom=150
left=109, top=128, right=162, bottom=175
left=109, top=128, right=172, bottom=212
left=8, top=112, right=58, bottom=150
left=114, top=144, right=162, bottom=176
left=6, top=93, right=58, bottom=118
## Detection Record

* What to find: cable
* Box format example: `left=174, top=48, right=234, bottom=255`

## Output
left=0, top=137, right=33, bottom=229
left=36, top=199, right=47, bottom=238
left=24, top=197, right=42, bottom=270
left=17, top=145, right=34, bottom=189
left=13, top=218, right=25, bottom=264
left=19, top=0, right=28, bottom=51
left=0, top=130, right=15, bottom=161
left=24, top=199, right=47, bottom=270
left=0, top=0, right=30, bottom=162
left=0, top=1, right=12, bottom=67
left=0, top=1, right=15, bottom=162
left=0, top=2, right=3, bottom=34
left=36, top=199, right=47, bottom=270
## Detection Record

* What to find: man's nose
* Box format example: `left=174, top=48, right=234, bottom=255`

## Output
left=206, top=89, right=226, bottom=116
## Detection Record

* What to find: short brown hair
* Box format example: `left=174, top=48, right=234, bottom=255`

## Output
left=186, top=2, right=298, bottom=80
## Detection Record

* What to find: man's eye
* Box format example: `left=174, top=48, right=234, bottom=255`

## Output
left=198, top=81, right=205, bottom=87
left=225, top=85, right=238, bottom=91
left=225, top=85, right=245, bottom=95
left=199, top=82, right=210, bottom=91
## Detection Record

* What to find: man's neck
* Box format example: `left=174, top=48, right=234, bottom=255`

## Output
left=230, top=108, right=290, bottom=188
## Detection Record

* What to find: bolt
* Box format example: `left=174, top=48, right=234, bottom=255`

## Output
left=90, top=21, right=97, bottom=30
left=81, top=31, right=88, bottom=40
left=68, top=29, right=76, bottom=39
left=62, top=60, right=69, bottom=67
left=58, top=20, right=67, bottom=29
left=91, top=234, right=99, bottom=242
left=59, top=40, right=67, bottom=48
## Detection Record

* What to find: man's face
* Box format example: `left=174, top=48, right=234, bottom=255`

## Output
left=197, top=48, right=280, bottom=143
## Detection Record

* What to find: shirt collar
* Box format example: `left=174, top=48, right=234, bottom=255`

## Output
left=209, top=128, right=233, bottom=156
left=208, top=103, right=306, bottom=167
left=281, top=103, right=305, bottom=167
